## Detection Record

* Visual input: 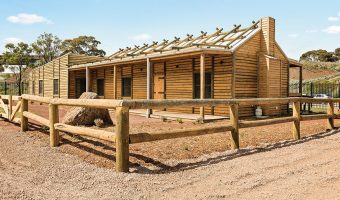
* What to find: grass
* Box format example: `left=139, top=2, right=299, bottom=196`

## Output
left=302, top=60, right=340, bottom=71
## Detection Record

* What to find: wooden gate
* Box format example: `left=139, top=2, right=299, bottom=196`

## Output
left=0, top=95, right=21, bottom=122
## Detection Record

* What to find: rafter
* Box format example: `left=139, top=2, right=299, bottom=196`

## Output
left=210, top=24, right=241, bottom=45
left=154, top=37, right=181, bottom=52
left=226, top=20, right=259, bottom=48
left=173, top=31, right=207, bottom=50
left=134, top=41, right=160, bottom=56
left=109, top=47, right=132, bottom=58
left=107, top=20, right=260, bottom=60
left=127, top=44, right=150, bottom=56
left=113, top=46, right=138, bottom=58
left=140, top=39, right=169, bottom=54
left=193, top=27, right=223, bottom=45
left=171, top=34, right=194, bottom=49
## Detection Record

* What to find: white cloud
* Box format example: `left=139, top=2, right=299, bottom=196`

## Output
left=323, top=25, right=340, bottom=34
left=305, top=30, right=318, bottom=33
left=6, top=13, right=52, bottom=24
left=3, top=37, right=23, bottom=44
left=129, top=33, right=151, bottom=41
left=288, top=33, right=298, bottom=38
left=328, top=16, right=339, bottom=21
left=338, top=12, right=340, bottom=17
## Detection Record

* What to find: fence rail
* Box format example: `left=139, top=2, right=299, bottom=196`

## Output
left=0, top=94, right=339, bottom=173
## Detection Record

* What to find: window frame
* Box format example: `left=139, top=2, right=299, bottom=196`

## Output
left=32, top=81, right=35, bottom=95
left=53, top=79, right=59, bottom=96
left=193, top=72, right=212, bottom=99
left=122, top=77, right=132, bottom=97
left=38, top=80, right=44, bottom=96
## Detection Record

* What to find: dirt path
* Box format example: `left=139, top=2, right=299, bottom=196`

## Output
left=0, top=119, right=340, bottom=199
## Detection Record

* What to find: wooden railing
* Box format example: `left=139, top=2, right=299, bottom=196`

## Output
left=6, top=95, right=340, bottom=172
left=0, top=95, right=22, bottom=122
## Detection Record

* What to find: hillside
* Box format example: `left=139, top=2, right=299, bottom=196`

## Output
left=290, top=61, right=340, bottom=82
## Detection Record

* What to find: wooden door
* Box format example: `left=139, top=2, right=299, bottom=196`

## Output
left=75, top=78, right=86, bottom=98
left=153, top=64, right=164, bottom=100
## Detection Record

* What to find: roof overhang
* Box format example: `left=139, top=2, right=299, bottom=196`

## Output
left=288, top=58, right=302, bottom=67
left=69, top=47, right=232, bottom=70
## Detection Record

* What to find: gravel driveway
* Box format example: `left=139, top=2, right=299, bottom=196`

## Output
left=0, top=119, right=339, bottom=200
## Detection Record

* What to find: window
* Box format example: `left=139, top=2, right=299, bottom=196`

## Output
left=194, top=72, right=212, bottom=99
left=32, top=81, right=35, bottom=95
left=53, top=79, right=59, bottom=95
left=97, top=79, right=104, bottom=96
left=122, top=77, right=132, bottom=97
left=39, top=80, right=43, bottom=95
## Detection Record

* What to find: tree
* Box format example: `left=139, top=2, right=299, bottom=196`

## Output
left=32, top=33, right=62, bottom=65
left=335, top=48, right=340, bottom=57
left=60, top=36, right=106, bottom=57
left=300, top=49, right=337, bottom=62
left=0, top=55, right=4, bottom=72
left=1, top=42, right=33, bottom=95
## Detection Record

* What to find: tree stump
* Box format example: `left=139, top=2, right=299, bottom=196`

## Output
left=62, top=92, right=113, bottom=126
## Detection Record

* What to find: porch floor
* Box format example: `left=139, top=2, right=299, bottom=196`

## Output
left=129, top=109, right=228, bottom=121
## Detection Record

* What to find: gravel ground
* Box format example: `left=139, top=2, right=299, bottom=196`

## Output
left=0, top=118, right=340, bottom=200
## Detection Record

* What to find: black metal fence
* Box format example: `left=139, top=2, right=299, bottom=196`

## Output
left=290, top=82, right=340, bottom=98
left=290, top=82, right=340, bottom=109
left=0, top=82, right=28, bottom=95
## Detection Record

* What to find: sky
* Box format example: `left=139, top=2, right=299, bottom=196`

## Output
left=0, top=0, right=340, bottom=60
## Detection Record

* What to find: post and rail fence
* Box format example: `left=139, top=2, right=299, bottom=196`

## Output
left=0, top=94, right=339, bottom=172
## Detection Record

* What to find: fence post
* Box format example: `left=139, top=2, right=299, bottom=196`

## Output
left=20, top=98, right=28, bottom=132
left=49, top=104, right=59, bottom=147
left=115, top=106, right=130, bottom=172
left=8, top=95, right=12, bottom=120
left=292, top=101, right=301, bottom=140
left=327, top=102, right=334, bottom=130
left=229, top=104, right=239, bottom=149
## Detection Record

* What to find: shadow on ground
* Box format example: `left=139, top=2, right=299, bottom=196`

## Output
left=23, top=120, right=340, bottom=174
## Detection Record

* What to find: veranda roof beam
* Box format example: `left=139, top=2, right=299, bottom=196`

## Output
left=153, top=37, right=181, bottom=52
left=193, top=27, right=223, bottom=45
left=170, top=34, right=194, bottom=49
left=172, top=31, right=207, bottom=50
left=226, top=20, right=259, bottom=48
left=209, top=24, right=241, bottom=45
left=109, top=47, right=132, bottom=58
left=113, top=46, right=138, bottom=58
left=127, top=43, right=149, bottom=56
left=140, top=40, right=167, bottom=54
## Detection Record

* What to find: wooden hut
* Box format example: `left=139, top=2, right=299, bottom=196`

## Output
left=28, top=17, right=302, bottom=117
left=27, top=53, right=104, bottom=98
